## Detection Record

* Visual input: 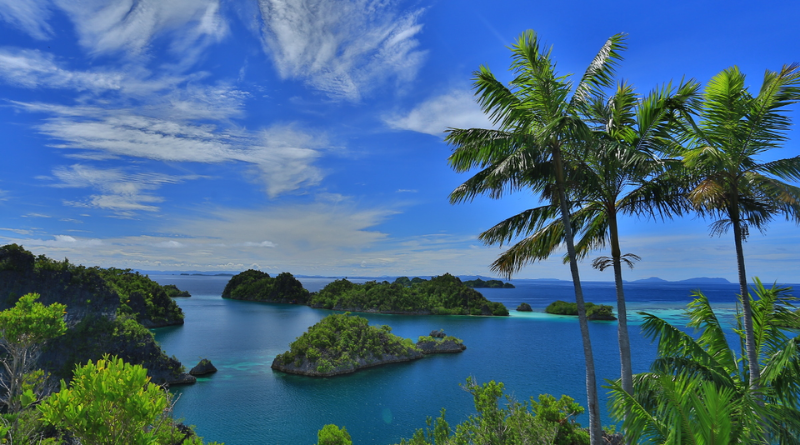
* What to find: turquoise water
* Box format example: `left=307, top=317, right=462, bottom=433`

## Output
left=150, top=275, right=753, bottom=444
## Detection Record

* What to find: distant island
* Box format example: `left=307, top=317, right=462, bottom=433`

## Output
left=630, top=276, right=731, bottom=284
left=461, top=278, right=515, bottom=289
left=223, top=271, right=509, bottom=316
left=271, top=314, right=465, bottom=377
left=545, top=300, right=616, bottom=321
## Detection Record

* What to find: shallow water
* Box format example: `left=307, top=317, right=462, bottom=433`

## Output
left=150, top=275, right=760, bottom=444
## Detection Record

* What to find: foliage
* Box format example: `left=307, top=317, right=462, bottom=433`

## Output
left=462, top=278, right=515, bottom=289
left=163, top=284, right=191, bottom=298
left=222, top=269, right=310, bottom=304
left=608, top=279, right=800, bottom=443
left=99, top=268, right=185, bottom=325
left=0, top=293, right=66, bottom=412
left=274, top=313, right=420, bottom=374
left=308, top=274, right=508, bottom=316
left=316, top=424, right=353, bottom=445
left=39, top=355, right=217, bottom=445
left=545, top=300, right=614, bottom=319
left=394, top=377, right=594, bottom=445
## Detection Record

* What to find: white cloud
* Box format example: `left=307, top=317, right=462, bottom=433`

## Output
left=0, top=228, right=32, bottom=235
left=385, top=89, right=496, bottom=136
left=25, top=235, right=103, bottom=248
left=257, top=0, right=426, bottom=101
left=0, top=49, right=124, bottom=91
left=156, top=240, right=184, bottom=248
left=53, top=0, right=228, bottom=58
left=52, top=164, right=179, bottom=214
left=0, top=0, right=53, bottom=40
left=241, top=241, right=276, bottom=248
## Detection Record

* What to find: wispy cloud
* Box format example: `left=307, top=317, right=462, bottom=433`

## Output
left=257, top=0, right=427, bottom=101
left=54, top=0, right=227, bottom=59
left=51, top=164, right=182, bottom=214
left=385, top=89, right=496, bottom=136
left=0, top=0, right=53, bottom=40
left=24, top=234, right=103, bottom=248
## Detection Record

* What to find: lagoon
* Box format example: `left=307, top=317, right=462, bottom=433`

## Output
left=150, top=275, right=752, bottom=444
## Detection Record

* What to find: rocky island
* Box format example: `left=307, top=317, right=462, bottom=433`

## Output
left=308, top=273, right=509, bottom=316
left=271, top=313, right=425, bottom=377
left=416, top=330, right=466, bottom=354
left=545, top=300, right=616, bottom=321
left=462, top=278, right=515, bottom=288
left=0, top=244, right=194, bottom=385
left=222, top=269, right=309, bottom=304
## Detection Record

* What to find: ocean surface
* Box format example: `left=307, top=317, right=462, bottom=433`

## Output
left=148, top=275, right=781, bottom=445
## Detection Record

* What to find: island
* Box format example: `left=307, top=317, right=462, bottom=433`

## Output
left=0, top=244, right=194, bottom=386
left=164, top=284, right=191, bottom=298
left=462, top=278, right=515, bottom=289
left=516, top=302, right=533, bottom=312
left=416, top=330, right=466, bottom=354
left=271, top=313, right=424, bottom=376
left=308, top=273, right=509, bottom=316
left=545, top=300, right=616, bottom=321
left=221, top=269, right=310, bottom=304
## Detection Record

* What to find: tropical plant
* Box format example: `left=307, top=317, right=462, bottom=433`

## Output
left=608, top=279, right=800, bottom=444
left=0, top=293, right=67, bottom=413
left=316, top=424, right=353, bottom=445
left=479, top=81, right=699, bottom=399
left=676, top=64, right=800, bottom=389
left=445, top=29, right=625, bottom=444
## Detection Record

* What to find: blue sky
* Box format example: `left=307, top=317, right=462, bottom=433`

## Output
left=0, top=0, right=799, bottom=282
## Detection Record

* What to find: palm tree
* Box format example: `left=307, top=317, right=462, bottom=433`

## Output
left=445, top=30, right=625, bottom=445
left=478, top=81, right=699, bottom=400
left=677, top=64, right=800, bottom=390
left=608, top=280, right=800, bottom=443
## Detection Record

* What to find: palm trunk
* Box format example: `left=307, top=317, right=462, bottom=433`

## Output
left=730, top=207, right=760, bottom=389
left=608, top=213, right=633, bottom=396
left=552, top=146, right=603, bottom=445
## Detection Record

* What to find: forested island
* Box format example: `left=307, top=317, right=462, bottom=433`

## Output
left=223, top=270, right=509, bottom=316
left=271, top=314, right=466, bottom=377
left=0, top=244, right=194, bottom=385
left=271, top=313, right=424, bottom=376
left=545, top=300, right=616, bottom=321
left=462, top=278, right=515, bottom=288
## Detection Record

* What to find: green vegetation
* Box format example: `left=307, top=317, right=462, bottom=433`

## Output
left=316, top=424, right=352, bottom=445
left=462, top=278, right=514, bottom=288
left=99, top=267, right=185, bottom=326
left=308, top=274, right=508, bottom=316
left=40, top=355, right=221, bottom=445
left=545, top=301, right=615, bottom=320
left=608, top=279, right=800, bottom=443
left=221, top=269, right=309, bottom=304
left=163, top=284, right=191, bottom=298
left=0, top=293, right=67, bottom=412
left=516, top=302, right=532, bottom=312
left=390, top=378, right=592, bottom=445
left=272, top=313, right=421, bottom=375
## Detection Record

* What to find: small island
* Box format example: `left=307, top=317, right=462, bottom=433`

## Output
left=462, top=278, right=515, bottom=289
left=222, top=269, right=310, bottom=304
left=416, top=330, right=466, bottom=354
left=308, top=273, right=509, bottom=316
left=164, top=284, right=191, bottom=298
left=545, top=300, right=616, bottom=321
left=271, top=313, right=424, bottom=377
left=516, top=302, right=533, bottom=312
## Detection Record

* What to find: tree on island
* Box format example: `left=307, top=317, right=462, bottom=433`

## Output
left=445, top=29, right=625, bottom=444
left=677, top=64, right=800, bottom=391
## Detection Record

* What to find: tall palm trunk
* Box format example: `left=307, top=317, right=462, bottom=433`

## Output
left=608, top=212, right=633, bottom=396
left=552, top=145, right=603, bottom=445
left=730, top=203, right=760, bottom=389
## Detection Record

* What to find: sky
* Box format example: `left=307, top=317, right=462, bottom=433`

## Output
left=0, top=0, right=799, bottom=282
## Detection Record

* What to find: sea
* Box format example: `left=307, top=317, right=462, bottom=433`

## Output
left=148, top=275, right=788, bottom=445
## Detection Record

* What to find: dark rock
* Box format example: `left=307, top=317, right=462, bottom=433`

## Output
left=430, top=329, right=446, bottom=338
left=190, top=358, right=218, bottom=376
left=588, top=313, right=617, bottom=321
left=516, top=302, right=533, bottom=312
left=271, top=351, right=424, bottom=377
left=167, top=373, right=196, bottom=386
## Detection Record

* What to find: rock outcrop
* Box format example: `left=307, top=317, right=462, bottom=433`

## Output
left=516, top=302, right=533, bottom=312
left=190, top=359, right=218, bottom=376
left=271, top=351, right=424, bottom=377
left=416, top=337, right=466, bottom=354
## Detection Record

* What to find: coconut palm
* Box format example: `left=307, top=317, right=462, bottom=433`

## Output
left=478, top=81, right=699, bottom=401
left=677, top=64, right=800, bottom=390
left=608, top=279, right=800, bottom=443
left=445, top=30, right=625, bottom=444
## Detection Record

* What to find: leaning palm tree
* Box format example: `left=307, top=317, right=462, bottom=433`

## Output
left=445, top=30, right=625, bottom=444
left=677, top=64, right=800, bottom=390
left=479, top=81, right=699, bottom=401
left=608, top=280, right=800, bottom=443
